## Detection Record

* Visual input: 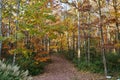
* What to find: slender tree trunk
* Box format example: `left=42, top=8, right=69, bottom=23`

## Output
left=75, top=36, right=77, bottom=51
left=13, top=0, right=20, bottom=65
left=43, top=37, right=46, bottom=51
left=45, top=36, right=48, bottom=51
left=87, top=12, right=91, bottom=65
left=60, top=34, right=63, bottom=53
left=47, top=37, right=50, bottom=53
left=77, top=11, right=81, bottom=61
left=72, top=31, right=75, bottom=57
left=98, top=0, right=108, bottom=76
left=66, top=31, right=70, bottom=50
left=8, top=7, right=12, bottom=51
left=8, top=14, right=11, bottom=37
left=87, top=34, right=90, bottom=64
left=64, top=3, right=69, bottom=51
left=0, top=0, right=2, bottom=58
left=84, top=40, right=87, bottom=62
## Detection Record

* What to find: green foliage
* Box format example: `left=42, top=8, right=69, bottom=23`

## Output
left=17, top=53, right=46, bottom=76
left=89, top=61, right=104, bottom=73
left=0, top=60, right=32, bottom=80
left=72, top=57, right=104, bottom=73
left=0, top=36, right=6, bottom=41
left=27, top=62, right=45, bottom=76
left=71, top=52, right=120, bottom=75
left=64, top=49, right=76, bottom=60
left=16, top=32, right=25, bottom=40
left=64, top=46, right=120, bottom=75
left=44, top=15, right=56, bottom=22
left=106, top=53, right=120, bottom=75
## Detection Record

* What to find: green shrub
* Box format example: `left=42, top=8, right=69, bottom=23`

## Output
left=71, top=52, right=120, bottom=76
left=72, top=57, right=104, bottom=73
left=0, top=60, right=32, bottom=80
left=63, top=49, right=76, bottom=60
left=17, top=53, right=46, bottom=76
left=26, top=61, right=46, bottom=75
left=106, top=53, right=120, bottom=75
left=89, top=61, right=104, bottom=73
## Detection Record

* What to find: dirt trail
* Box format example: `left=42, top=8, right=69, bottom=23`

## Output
left=33, top=55, right=105, bottom=80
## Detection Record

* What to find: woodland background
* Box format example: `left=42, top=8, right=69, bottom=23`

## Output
left=0, top=0, right=120, bottom=79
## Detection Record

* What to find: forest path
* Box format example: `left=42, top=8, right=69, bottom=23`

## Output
left=33, top=54, right=105, bottom=80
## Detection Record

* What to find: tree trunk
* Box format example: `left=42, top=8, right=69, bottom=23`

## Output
left=13, top=0, right=20, bottom=65
left=0, top=0, right=2, bottom=58
left=98, top=0, right=108, bottom=76
left=43, top=37, right=47, bottom=51
left=66, top=31, right=70, bottom=50
left=87, top=12, right=91, bottom=65
left=60, top=34, right=63, bottom=53
left=72, top=31, right=75, bottom=57
left=47, top=37, right=50, bottom=54
left=77, top=11, right=81, bottom=61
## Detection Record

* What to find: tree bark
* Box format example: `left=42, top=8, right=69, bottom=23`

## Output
left=87, top=12, right=91, bottom=65
left=13, top=0, right=20, bottom=65
left=77, top=11, right=81, bottom=60
left=0, top=0, right=2, bottom=58
left=98, top=0, right=108, bottom=76
left=72, top=31, right=75, bottom=56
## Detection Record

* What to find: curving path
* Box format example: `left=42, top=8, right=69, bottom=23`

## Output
left=33, top=55, right=105, bottom=80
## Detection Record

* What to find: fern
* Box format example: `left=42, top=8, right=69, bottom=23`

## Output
left=0, top=60, right=32, bottom=80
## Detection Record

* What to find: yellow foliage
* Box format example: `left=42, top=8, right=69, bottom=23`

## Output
left=9, top=49, right=16, bottom=55
left=114, top=43, right=120, bottom=48
left=50, top=46, right=58, bottom=49
left=34, top=51, right=50, bottom=62
left=34, top=56, right=50, bottom=62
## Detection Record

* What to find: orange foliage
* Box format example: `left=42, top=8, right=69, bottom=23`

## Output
left=34, top=51, right=50, bottom=62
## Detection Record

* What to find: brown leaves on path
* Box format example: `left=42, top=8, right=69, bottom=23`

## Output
left=33, top=55, right=105, bottom=80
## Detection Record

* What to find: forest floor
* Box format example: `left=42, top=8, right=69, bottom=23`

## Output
left=33, top=54, right=106, bottom=80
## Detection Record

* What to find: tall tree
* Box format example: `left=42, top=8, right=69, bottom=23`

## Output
left=13, top=0, right=20, bottom=65
left=98, top=0, right=108, bottom=76
left=0, top=0, right=2, bottom=58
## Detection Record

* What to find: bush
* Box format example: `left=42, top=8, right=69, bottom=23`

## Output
left=72, top=57, right=104, bottom=74
left=89, top=61, right=104, bottom=73
left=63, top=49, right=76, bottom=60
left=25, top=61, right=46, bottom=76
left=106, top=53, right=120, bottom=75
left=17, top=53, right=47, bottom=76
left=0, top=60, right=32, bottom=80
left=71, top=52, right=120, bottom=76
